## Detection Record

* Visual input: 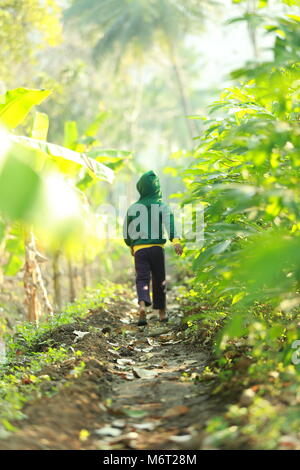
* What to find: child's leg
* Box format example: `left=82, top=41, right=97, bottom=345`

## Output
left=134, top=249, right=151, bottom=313
left=149, top=246, right=166, bottom=318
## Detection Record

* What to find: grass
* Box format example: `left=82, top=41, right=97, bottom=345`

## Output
left=0, top=281, right=127, bottom=437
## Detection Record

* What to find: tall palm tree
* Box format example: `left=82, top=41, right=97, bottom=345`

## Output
left=65, top=0, right=211, bottom=142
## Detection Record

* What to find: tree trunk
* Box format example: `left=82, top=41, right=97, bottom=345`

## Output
left=82, top=249, right=88, bottom=290
left=0, top=224, right=8, bottom=288
left=52, top=250, right=62, bottom=310
left=247, top=0, right=259, bottom=59
left=167, top=41, right=199, bottom=145
left=74, top=264, right=81, bottom=296
left=24, top=231, right=53, bottom=324
left=24, top=237, right=40, bottom=323
left=129, top=67, right=144, bottom=153
left=67, top=255, right=76, bottom=302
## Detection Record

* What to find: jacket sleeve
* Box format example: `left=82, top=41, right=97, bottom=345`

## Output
left=123, top=211, right=132, bottom=247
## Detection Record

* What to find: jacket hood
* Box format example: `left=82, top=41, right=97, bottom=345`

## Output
left=136, top=170, right=162, bottom=200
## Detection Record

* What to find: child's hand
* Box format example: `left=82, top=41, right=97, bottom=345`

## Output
left=174, top=243, right=183, bottom=256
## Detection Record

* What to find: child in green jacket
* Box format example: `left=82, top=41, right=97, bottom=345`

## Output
left=123, top=170, right=182, bottom=326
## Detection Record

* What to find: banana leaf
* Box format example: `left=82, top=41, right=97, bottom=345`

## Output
left=9, top=134, right=114, bottom=183
left=0, top=88, right=51, bottom=130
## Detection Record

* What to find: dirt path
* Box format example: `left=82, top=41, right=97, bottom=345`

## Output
left=0, top=291, right=223, bottom=450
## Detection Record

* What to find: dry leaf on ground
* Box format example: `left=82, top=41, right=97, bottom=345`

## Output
left=163, top=405, right=189, bottom=418
left=132, top=367, right=158, bottom=379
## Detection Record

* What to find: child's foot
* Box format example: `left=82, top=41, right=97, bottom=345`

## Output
left=159, top=316, right=169, bottom=323
left=138, top=302, right=147, bottom=326
left=158, top=309, right=168, bottom=323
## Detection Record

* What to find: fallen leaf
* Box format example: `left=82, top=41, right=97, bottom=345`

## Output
left=169, top=434, right=192, bottom=443
left=121, top=373, right=135, bottom=381
left=147, top=327, right=170, bottom=337
left=132, top=340, right=147, bottom=347
left=132, top=367, right=158, bottom=379
left=147, top=313, right=158, bottom=320
left=108, top=349, right=120, bottom=357
left=107, top=368, right=135, bottom=380
left=133, top=430, right=180, bottom=449
left=96, top=441, right=124, bottom=450
left=131, top=421, right=160, bottom=431
left=184, top=360, right=198, bottom=366
left=108, top=432, right=139, bottom=444
left=114, top=364, right=129, bottom=370
left=122, top=409, right=148, bottom=419
left=141, top=347, right=154, bottom=352
left=136, top=402, right=162, bottom=410
left=95, top=426, right=122, bottom=437
left=111, top=419, right=126, bottom=428
left=163, top=405, right=189, bottom=418
left=146, top=338, right=161, bottom=347
left=73, top=331, right=90, bottom=342
left=160, top=339, right=182, bottom=345
left=117, top=358, right=135, bottom=366
left=139, top=353, right=154, bottom=362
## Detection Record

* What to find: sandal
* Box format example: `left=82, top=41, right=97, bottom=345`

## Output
left=137, top=318, right=148, bottom=326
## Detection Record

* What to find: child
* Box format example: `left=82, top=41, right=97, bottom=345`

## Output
left=123, top=170, right=182, bottom=326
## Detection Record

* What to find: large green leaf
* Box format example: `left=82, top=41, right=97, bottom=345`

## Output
left=4, top=254, right=24, bottom=276
left=0, top=88, right=51, bottom=130
left=88, top=149, right=132, bottom=159
left=0, top=152, right=42, bottom=220
left=0, top=221, right=5, bottom=243
left=64, top=121, right=78, bottom=150
left=31, top=112, right=49, bottom=141
left=223, top=312, right=248, bottom=338
left=193, top=239, right=232, bottom=270
left=88, top=148, right=133, bottom=171
left=9, top=135, right=114, bottom=183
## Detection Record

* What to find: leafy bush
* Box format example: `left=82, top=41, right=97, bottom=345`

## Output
left=179, top=10, right=300, bottom=449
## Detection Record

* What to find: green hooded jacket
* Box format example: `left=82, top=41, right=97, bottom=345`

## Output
left=123, top=170, right=178, bottom=247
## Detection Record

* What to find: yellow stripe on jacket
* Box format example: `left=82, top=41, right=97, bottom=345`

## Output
left=133, top=238, right=181, bottom=254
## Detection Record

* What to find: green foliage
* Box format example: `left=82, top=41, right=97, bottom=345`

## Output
left=0, top=87, right=120, bottom=281
left=0, top=345, right=72, bottom=434
left=176, top=7, right=300, bottom=449
left=0, top=0, right=62, bottom=82
left=65, top=0, right=207, bottom=63
left=0, top=149, right=42, bottom=220
left=232, top=0, right=300, bottom=5
left=184, top=14, right=300, bottom=312
left=0, top=281, right=124, bottom=432
left=31, top=112, right=49, bottom=141
left=0, top=88, right=51, bottom=130
left=11, top=135, right=115, bottom=183
left=0, top=87, right=114, bottom=184
left=5, top=281, right=125, bottom=356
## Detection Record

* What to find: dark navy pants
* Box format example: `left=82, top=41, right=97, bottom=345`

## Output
left=134, top=246, right=166, bottom=310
